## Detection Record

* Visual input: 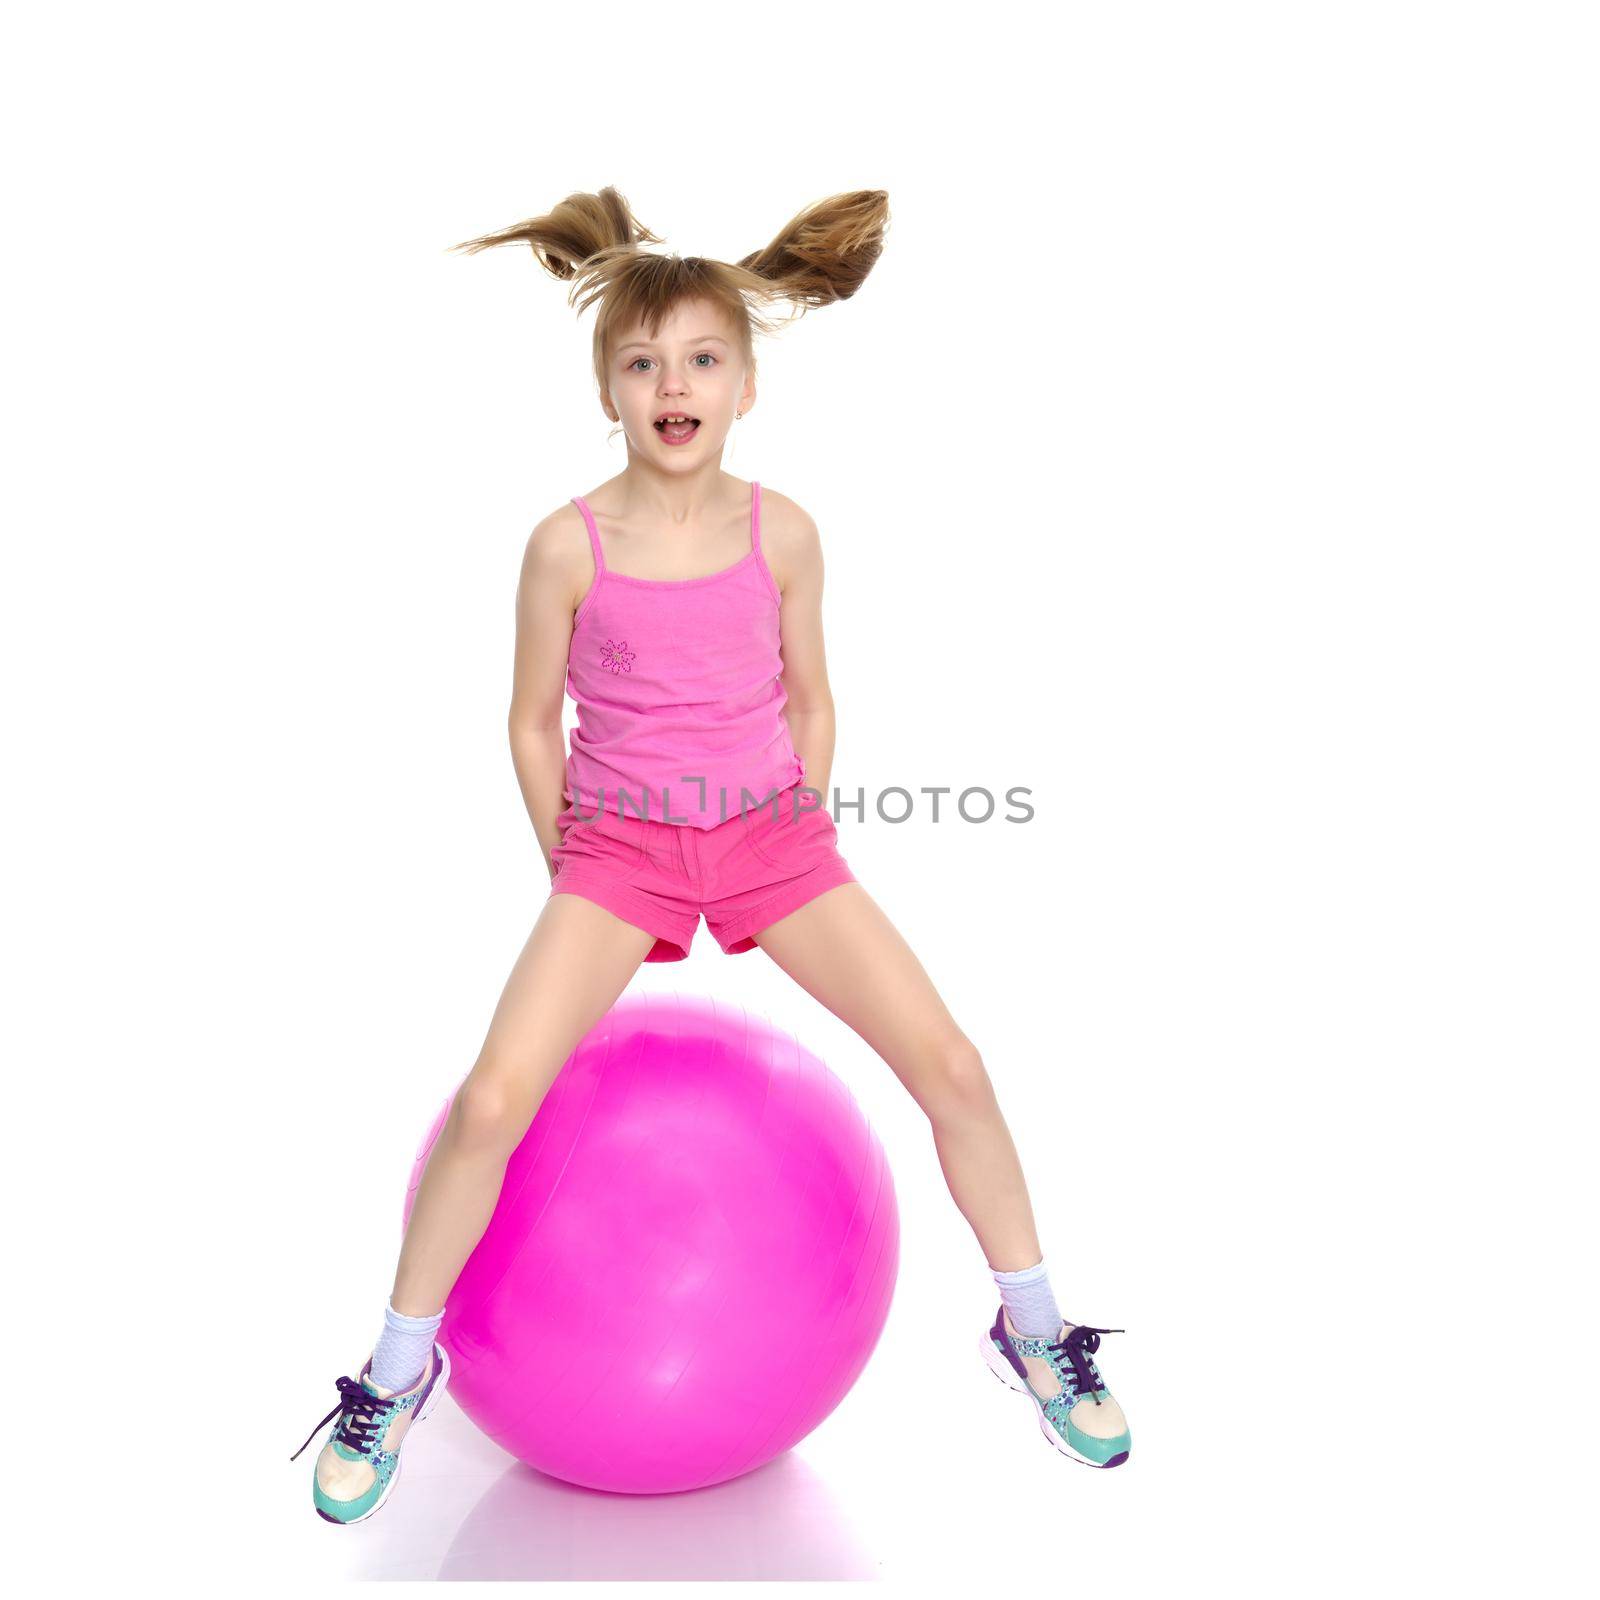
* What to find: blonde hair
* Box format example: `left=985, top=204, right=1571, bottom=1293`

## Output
left=448, top=186, right=889, bottom=429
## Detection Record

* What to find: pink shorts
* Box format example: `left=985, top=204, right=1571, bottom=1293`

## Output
left=548, top=782, right=858, bottom=962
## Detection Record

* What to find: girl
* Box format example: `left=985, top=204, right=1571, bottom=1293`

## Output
left=292, top=187, right=1130, bottom=1522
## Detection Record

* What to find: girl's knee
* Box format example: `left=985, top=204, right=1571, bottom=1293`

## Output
left=451, top=1073, right=535, bottom=1149
left=924, top=1037, right=994, bottom=1117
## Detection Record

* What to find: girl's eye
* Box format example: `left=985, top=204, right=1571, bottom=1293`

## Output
left=692, top=353, right=716, bottom=368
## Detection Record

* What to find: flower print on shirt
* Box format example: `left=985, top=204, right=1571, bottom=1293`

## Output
left=600, top=638, right=635, bottom=674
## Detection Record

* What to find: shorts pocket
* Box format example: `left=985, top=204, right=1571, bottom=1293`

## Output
left=741, top=796, right=833, bottom=870
left=743, top=830, right=784, bottom=871
left=737, top=799, right=788, bottom=869
left=552, top=812, right=652, bottom=885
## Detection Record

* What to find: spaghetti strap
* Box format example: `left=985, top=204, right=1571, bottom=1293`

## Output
left=572, top=495, right=606, bottom=574
left=749, top=480, right=780, bottom=605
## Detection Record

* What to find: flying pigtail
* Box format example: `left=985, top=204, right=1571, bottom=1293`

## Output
left=447, top=185, right=662, bottom=294
left=737, top=190, right=890, bottom=313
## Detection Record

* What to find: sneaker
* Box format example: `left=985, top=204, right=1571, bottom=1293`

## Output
left=979, top=1304, right=1130, bottom=1468
left=290, top=1340, right=451, bottom=1524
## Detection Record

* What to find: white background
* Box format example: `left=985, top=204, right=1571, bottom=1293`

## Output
left=5, top=1, right=1595, bottom=1593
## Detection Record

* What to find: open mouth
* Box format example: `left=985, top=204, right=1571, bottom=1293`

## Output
left=654, top=413, right=701, bottom=442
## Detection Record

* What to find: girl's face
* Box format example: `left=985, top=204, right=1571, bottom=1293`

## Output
left=607, top=299, right=753, bottom=461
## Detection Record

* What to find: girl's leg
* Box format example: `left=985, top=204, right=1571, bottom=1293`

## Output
left=389, top=893, right=658, bottom=1316
left=749, top=881, right=1043, bottom=1274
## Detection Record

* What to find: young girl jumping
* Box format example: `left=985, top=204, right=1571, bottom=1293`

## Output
left=292, top=187, right=1130, bottom=1522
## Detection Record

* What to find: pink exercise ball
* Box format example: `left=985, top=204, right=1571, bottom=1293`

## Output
left=401, top=991, right=899, bottom=1495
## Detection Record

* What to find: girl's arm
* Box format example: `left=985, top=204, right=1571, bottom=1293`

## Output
left=508, top=512, right=583, bottom=879
left=770, top=500, right=836, bottom=807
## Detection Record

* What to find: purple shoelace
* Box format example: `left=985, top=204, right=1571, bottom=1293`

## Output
left=1047, top=1323, right=1124, bottom=1401
left=290, top=1375, right=393, bottom=1463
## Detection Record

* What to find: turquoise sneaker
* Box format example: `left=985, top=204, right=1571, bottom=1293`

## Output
left=290, top=1341, right=451, bottom=1524
left=979, top=1304, right=1130, bottom=1468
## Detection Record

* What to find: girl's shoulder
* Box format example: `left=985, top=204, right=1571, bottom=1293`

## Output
left=522, top=500, right=597, bottom=619
left=755, top=485, right=822, bottom=595
left=528, top=496, right=592, bottom=555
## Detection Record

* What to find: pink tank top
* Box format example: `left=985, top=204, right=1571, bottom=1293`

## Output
left=563, top=481, right=807, bottom=828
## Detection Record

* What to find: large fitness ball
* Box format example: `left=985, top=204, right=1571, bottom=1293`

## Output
left=401, top=991, right=899, bottom=1495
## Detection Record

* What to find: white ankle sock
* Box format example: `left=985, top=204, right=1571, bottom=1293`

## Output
left=991, top=1257, right=1063, bottom=1338
left=370, top=1300, right=444, bottom=1394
